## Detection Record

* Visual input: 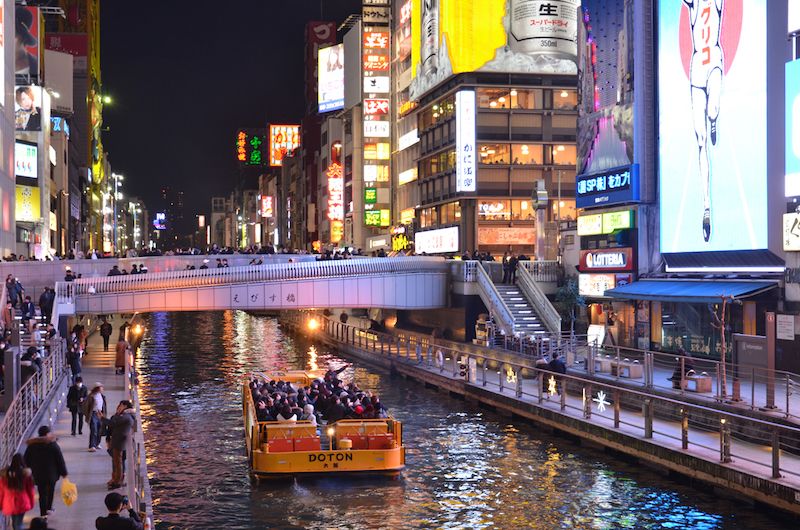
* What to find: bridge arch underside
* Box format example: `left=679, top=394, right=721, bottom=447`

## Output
left=72, top=272, right=448, bottom=314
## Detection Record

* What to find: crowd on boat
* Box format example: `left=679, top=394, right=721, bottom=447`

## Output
left=248, top=366, right=387, bottom=427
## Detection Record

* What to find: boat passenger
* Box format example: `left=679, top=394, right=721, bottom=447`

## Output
left=276, top=405, right=297, bottom=423
left=300, top=404, right=317, bottom=426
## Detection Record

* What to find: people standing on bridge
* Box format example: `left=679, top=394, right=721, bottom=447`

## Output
left=23, top=426, right=68, bottom=519
left=0, top=453, right=35, bottom=530
left=130, top=264, right=139, bottom=275
left=100, top=319, right=113, bottom=351
left=501, top=252, right=510, bottom=284
left=118, top=321, right=129, bottom=342
left=547, top=352, right=567, bottom=395
left=95, top=492, right=143, bottom=530
left=86, top=383, right=108, bottom=452
left=108, top=265, right=122, bottom=276
left=39, top=287, right=54, bottom=325
left=107, top=400, right=136, bottom=490
left=509, top=253, right=519, bottom=284
left=67, top=376, right=88, bottom=436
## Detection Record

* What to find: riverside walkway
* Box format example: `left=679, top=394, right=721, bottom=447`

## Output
left=29, top=319, right=147, bottom=530
left=285, top=313, right=800, bottom=517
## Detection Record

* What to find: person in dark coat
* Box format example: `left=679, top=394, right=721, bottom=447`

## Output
left=23, top=426, right=68, bottom=518
left=100, top=319, right=113, bottom=352
left=107, top=401, right=136, bottom=489
left=38, top=288, right=55, bottom=326
left=547, top=352, right=567, bottom=395
left=19, top=348, right=40, bottom=386
left=20, top=296, right=35, bottom=333
left=67, top=377, right=88, bottom=436
left=95, top=492, right=143, bottom=530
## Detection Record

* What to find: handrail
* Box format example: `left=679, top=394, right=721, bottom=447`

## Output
left=0, top=336, right=67, bottom=468
left=54, top=257, right=448, bottom=299
left=518, top=260, right=560, bottom=282
left=517, top=265, right=562, bottom=334
left=475, top=262, right=515, bottom=336
left=299, top=313, right=800, bottom=484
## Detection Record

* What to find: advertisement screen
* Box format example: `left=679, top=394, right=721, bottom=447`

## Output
left=153, top=212, right=167, bottom=231
left=15, top=141, right=37, bottom=179
left=14, top=86, right=42, bottom=131
left=15, top=6, right=39, bottom=81
left=788, top=59, right=800, bottom=196
left=269, top=125, right=301, bottom=166
left=15, top=185, right=40, bottom=222
left=790, top=1, right=800, bottom=34
left=415, top=226, right=459, bottom=254
left=410, top=0, right=579, bottom=100
left=658, top=0, right=767, bottom=254
left=318, top=44, right=344, bottom=113
left=577, top=0, right=635, bottom=179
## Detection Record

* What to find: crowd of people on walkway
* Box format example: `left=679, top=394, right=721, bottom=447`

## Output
left=249, top=365, right=387, bottom=427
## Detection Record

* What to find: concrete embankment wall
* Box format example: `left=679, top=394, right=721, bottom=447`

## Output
left=281, top=317, right=800, bottom=518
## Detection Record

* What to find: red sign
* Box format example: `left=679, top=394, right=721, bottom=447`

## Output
left=269, top=125, right=301, bottom=166
left=261, top=196, right=273, bottom=219
left=45, top=33, right=89, bottom=56
left=363, top=31, right=389, bottom=49
left=578, top=248, right=634, bottom=272
left=364, top=99, right=390, bottom=116
left=236, top=131, right=247, bottom=162
left=363, top=53, right=389, bottom=71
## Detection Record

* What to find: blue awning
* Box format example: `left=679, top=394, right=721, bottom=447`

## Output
left=604, top=280, right=777, bottom=303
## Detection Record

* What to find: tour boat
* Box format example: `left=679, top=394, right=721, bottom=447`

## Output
left=242, top=372, right=405, bottom=481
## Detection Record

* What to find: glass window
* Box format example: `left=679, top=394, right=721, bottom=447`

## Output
left=551, top=144, right=577, bottom=166
left=550, top=199, right=577, bottom=221
left=439, top=201, right=461, bottom=225
left=420, top=207, right=435, bottom=228
left=511, top=199, right=535, bottom=221
left=479, top=143, right=511, bottom=165
left=511, top=88, right=543, bottom=109
left=511, top=144, right=543, bottom=165
left=554, top=89, right=578, bottom=110
left=478, top=200, right=511, bottom=221
left=477, top=88, right=511, bottom=109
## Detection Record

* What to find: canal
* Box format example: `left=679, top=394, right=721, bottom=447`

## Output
left=136, top=311, right=794, bottom=530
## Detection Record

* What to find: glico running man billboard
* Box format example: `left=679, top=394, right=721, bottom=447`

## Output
left=410, top=0, right=580, bottom=100
left=658, top=0, right=767, bottom=254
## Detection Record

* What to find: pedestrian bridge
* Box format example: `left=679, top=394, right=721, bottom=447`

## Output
left=53, top=257, right=449, bottom=316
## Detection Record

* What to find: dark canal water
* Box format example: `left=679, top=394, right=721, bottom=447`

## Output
left=136, top=311, right=795, bottom=530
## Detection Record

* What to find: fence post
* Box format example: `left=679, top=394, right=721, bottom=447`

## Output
left=588, top=343, right=595, bottom=376
left=786, top=374, right=791, bottom=419
left=499, top=366, right=504, bottom=392
left=516, top=368, right=522, bottom=398
left=560, top=384, right=566, bottom=411
left=751, top=368, right=755, bottom=411
left=482, top=360, right=487, bottom=387
left=679, top=356, right=685, bottom=396
left=719, top=419, right=732, bottom=463
left=772, top=429, right=782, bottom=479
left=643, top=399, right=653, bottom=438
left=681, top=409, right=689, bottom=450
left=614, top=390, right=620, bottom=428
left=583, top=384, right=592, bottom=419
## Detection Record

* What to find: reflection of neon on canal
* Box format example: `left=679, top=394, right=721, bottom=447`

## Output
left=308, top=345, right=319, bottom=372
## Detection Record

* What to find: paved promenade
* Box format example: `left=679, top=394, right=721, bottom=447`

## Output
left=26, top=321, right=139, bottom=530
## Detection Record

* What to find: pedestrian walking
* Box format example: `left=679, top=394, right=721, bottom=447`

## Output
left=38, top=288, right=54, bottom=326
left=115, top=340, right=128, bottom=375
left=85, top=383, right=107, bottom=452
left=107, top=401, right=136, bottom=490
left=0, top=454, right=35, bottom=530
left=501, top=252, right=510, bottom=284
left=100, top=319, right=113, bottom=352
left=23, top=426, right=68, bottom=519
left=67, top=377, right=88, bottom=436
left=66, top=346, right=82, bottom=385
left=20, top=296, right=36, bottom=333
left=95, top=492, right=144, bottom=530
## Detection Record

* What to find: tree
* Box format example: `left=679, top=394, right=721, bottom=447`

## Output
left=555, top=276, right=585, bottom=335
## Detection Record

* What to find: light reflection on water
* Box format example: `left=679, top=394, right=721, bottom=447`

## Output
left=136, top=311, right=793, bottom=530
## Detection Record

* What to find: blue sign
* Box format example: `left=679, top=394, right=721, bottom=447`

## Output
left=50, top=116, right=70, bottom=137
left=787, top=59, right=800, bottom=197
left=576, top=164, right=640, bottom=208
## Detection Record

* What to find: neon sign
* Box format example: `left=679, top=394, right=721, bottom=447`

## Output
left=327, top=163, right=344, bottom=243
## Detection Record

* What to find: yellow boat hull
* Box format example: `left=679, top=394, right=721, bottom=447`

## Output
left=250, top=447, right=405, bottom=478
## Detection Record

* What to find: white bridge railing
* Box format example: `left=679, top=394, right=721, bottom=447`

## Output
left=54, top=257, right=449, bottom=300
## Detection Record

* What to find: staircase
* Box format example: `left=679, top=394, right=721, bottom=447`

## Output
left=494, top=283, right=547, bottom=336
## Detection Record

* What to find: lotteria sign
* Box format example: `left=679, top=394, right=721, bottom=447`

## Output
left=576, top=164, right=640, bottom=208
left=579, top=248, right=633, bottom=272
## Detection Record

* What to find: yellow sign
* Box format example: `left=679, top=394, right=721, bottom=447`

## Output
left=577, top=214, right=602, bottom=236
left=15, top=185, right=40, bottom=222
left=578, top=210, right=633, bottom=236
left=400, top=208, right=415, bottom=225
left=602, top=210, right=633, bottom=232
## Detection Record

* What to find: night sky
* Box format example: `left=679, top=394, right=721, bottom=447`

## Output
left=100, top=0, right=361, bottom=232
